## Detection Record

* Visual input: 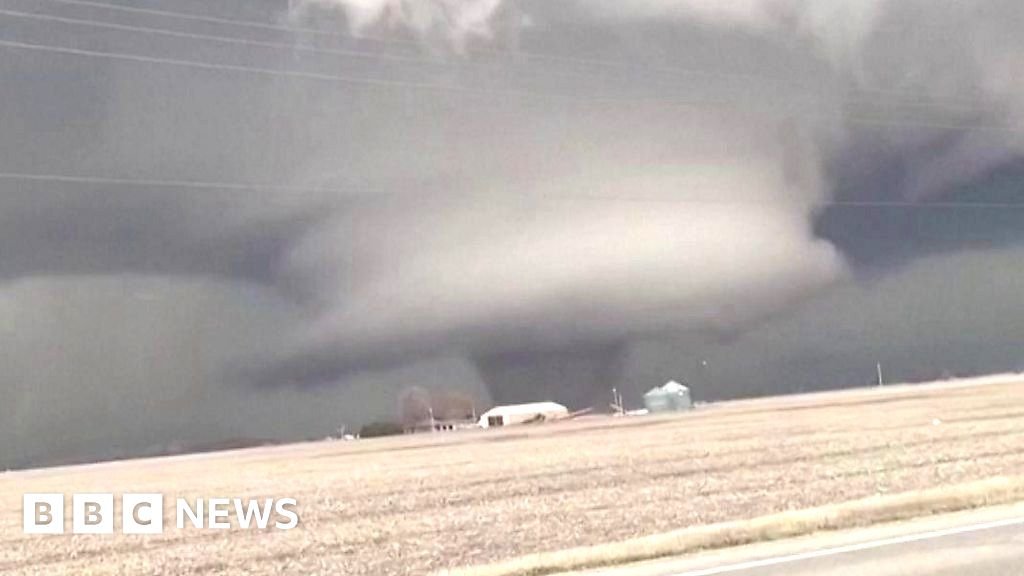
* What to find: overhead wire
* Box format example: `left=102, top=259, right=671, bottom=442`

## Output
left=30, top=0, right=420, bottom=46
left=0, top=7, right=441, bottom=66
left=0, top=6, right=996, bottom=116
left=2, top=172, right=1022, bottom=209
left=1, top=37, right=1021, bottom=137
left=1, top=2, right=1022, bottom=208
left=20, top=0, right=996, bottom=110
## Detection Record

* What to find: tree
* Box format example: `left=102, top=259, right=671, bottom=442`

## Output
left=398, top=386, right=433, bottom=430
left=431, top=389, right=476, bottom=420
left=359, top=421, right=403, bottom=438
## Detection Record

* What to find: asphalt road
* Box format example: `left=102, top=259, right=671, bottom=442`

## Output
left=572, top=503, right=1024, bottom=576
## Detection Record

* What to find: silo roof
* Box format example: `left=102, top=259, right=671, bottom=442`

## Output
left=661, top=380, right=689, bottom=393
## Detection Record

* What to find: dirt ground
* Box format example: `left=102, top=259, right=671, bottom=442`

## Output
left=2, top=377, right=1023, bottom=575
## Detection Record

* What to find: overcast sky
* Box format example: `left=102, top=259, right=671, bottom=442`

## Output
left=1, top=0, right=1022, bottom=470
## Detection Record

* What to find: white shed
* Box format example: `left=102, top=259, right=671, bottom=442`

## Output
left=478, top=402, right=569, bottom=428
left=644, top=380, right=693, bottom=413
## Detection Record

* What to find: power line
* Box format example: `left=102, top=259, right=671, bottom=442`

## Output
left=3, top=37, right=1022, bottom=136
left=0, top=171, right=363, bottom=195
left=35, top=0, right=421, bottom=47
left=842, top=115, right=1024, bottom=135
left=0, top=7, right=992, bottom=116
left=2, top=172, right=1022, bottom=209
left=0, top=38, right=565, bottom=100
left=28, top=0, right=993, bottom=111
left=0, top=8, right=438, bottom=67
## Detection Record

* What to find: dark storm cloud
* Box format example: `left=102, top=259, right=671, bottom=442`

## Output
left=0, top=183, right=326, bottom=283
left=270, top=0, right=1024, bottom=398
left=624, top=244, right=1024, bottom=403
left=2, top=0, right=1024, bottom=468
left=818, top=155, right=1024, bottom=271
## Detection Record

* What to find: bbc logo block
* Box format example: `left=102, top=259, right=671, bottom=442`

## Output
left=23, top=494, right=64, bottom=534
left=72, top=493, right=114, bottom=534
left=24, top=493, right=163, bottom=535
left=122, top=493, right=164, bottom=534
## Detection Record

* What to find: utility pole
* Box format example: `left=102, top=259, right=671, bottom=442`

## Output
left=612, top=387, right=625, bottom=415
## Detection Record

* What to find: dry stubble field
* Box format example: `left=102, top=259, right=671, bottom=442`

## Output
left=2, top=377, right=1024, bottom=575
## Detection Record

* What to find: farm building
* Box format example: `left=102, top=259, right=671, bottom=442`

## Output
left=478, top=402, right=569, bottom=428
left=404, top=418, right=478, bottom=434
left=643, top=380, right=693, bottom=413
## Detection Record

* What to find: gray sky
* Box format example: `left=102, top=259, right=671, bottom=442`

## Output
left=1, top=0, right=1022, bottom=469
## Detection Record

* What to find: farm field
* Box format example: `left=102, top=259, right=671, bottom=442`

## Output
left=2, top=376, right=1024, bottom=575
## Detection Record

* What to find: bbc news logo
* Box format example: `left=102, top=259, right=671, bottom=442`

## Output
left=23, top=494, right=298, bottom=534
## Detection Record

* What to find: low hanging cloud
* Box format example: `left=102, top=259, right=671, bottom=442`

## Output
left=261, top=110, right=846, bottom=397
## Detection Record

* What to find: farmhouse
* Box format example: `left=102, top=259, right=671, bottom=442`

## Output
left=477, top=402, right=569, bottom=428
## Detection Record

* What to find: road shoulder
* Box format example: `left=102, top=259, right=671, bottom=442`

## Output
left=559, top=500, right=1024, bottom=576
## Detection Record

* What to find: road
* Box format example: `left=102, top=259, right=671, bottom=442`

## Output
left=569, top=503, right=1024, bottom=576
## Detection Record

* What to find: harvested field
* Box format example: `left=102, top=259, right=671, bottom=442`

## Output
left=2, top=376, right=1024, bottom=575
